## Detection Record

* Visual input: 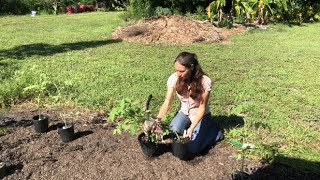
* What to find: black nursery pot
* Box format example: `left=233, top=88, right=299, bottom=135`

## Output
left=0, top=162, right=6, bottom=179
left=32, top=115, right=49, bottom=133
left=138, top=133, right=158, bottom=157
left=231, top=171, right=251, bottom=180
left=172, top=139, right=188, bottom=160
left=57, top=124, right=74, bottom=143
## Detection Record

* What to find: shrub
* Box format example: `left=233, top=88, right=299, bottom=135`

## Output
left=127, top=0, right=153, bottom=19
left=108, top=98, right=146, bottom=135
left=154, top=6, right=172, bottom=16
left=0, top=0, right=29, bottom=15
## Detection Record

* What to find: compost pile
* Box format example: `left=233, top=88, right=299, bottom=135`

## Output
left=1, top=103, right=319, bottom=179
left=111, top=15, right=246, bottom=45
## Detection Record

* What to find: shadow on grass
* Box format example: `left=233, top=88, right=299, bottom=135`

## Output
left=250, top=155, right=320, bottom=180
left=0, top=39, right=122, bottom=61
left=0, top=39, right=122, bottom=81
left=213, top=114, right=245, bottom=132
left=0, top=60, right=20, bottom=81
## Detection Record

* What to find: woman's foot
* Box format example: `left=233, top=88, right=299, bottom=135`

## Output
left=215, top=130, right=224, bottom=142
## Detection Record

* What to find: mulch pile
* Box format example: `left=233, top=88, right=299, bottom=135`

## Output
left=111, top=15, right=246, bottom=45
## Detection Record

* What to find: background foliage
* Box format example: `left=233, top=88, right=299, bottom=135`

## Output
left=1, top=0, right=319, bottom=25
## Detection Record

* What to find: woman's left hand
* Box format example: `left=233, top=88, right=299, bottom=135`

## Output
left=186, top=127, right=194, bottom=139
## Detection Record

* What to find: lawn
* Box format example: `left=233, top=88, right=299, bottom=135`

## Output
left=0, top=12, right=319, bottom=173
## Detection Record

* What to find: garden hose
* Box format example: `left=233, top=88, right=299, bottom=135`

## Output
left=230, top=140, right=255, bottom=149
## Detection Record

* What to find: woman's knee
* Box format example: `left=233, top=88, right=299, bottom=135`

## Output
left=169, top=112, right=190, bottom=134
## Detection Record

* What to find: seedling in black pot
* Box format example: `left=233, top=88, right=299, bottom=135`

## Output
left=58, top=113, right=75, bottom=143
left=32, top=114, right=49, bottom=133
left=230, top=141, right=255, bottom=180
left=138, top=132, right=158, bottom=157
left=172, top=131, right=190, bottom=160
left=23, top=73, right=52, bottom=133
left=108, top=95, right=172, bottom=157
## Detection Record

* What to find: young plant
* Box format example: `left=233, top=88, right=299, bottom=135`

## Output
left=173, top=130, right=190, bottom=144
left=145, top=120, right=171, bottom=143
left=23, top=73, right=51, bottom=119
left=108, top=97, right=172, bottom=143
left=59, top=105, right=78, bottom=129
left=59, top=112, right=74, bottom=129
left=0, top=127, right=6, bottom=136
left=108, top=98, right=145, bottom=135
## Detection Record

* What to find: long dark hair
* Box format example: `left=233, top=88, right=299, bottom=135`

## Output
left=175, top=52, right=205, bottom=102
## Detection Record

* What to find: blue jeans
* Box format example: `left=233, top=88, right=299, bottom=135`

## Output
left=170, top=111, right=220, bottom=154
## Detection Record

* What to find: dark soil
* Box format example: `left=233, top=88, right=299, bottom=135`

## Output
left=1, top=103, right=319, bottom=179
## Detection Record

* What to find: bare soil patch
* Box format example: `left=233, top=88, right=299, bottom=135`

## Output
left=111, top=15, right=246, bottom=45
left=1, top=103, right=319, bottom=179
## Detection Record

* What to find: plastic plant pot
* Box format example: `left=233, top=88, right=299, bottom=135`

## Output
left=57, top=123, right=74, bottom=143
left=32, top=115, right=49, bottom=133
left=0, top=162, right=5, bottom=179
left=138, top=132, right=158, bottom=157
left=231, top=171, right=251, bottom=180
left=31, top=11, right=37, bottom=16
left=172, top=138, right=189, bottom=160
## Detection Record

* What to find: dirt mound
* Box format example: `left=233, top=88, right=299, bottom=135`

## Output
left=111, top=15, right=246, bottom=45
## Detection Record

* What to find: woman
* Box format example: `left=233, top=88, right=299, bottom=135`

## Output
left=156, top=51, right=223, bottom=154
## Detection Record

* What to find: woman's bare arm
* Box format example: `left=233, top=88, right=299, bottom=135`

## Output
left=186, top=91, right=210, bottom=138
left=156, top=87, right=175, bottom=119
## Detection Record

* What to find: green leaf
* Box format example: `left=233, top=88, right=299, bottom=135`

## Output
left=231, top=104, right=244, bottom=115
left=108, top=109, right=117, bottom=122
left=23, top=85, right=40, bottom=93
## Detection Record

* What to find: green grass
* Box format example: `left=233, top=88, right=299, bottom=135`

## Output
left=0, top=12, right=319, bottom=173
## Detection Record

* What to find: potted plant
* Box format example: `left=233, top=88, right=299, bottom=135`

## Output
left=138, top=123, right=173, bottom=157
left=23, top=73, right=51, bottom=133
left=138, top=132, right=159, bottom=157
left=137, top=116, right=170, bottom=156
left=231, top=141, right=255, bottom=180
left=109, top=96, right=157, bottom=156
left=172, top=131, right=190, bottom=159
left=108, top=95, right=173, bottom=157
left=57, top=112, right=75, bottom=143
